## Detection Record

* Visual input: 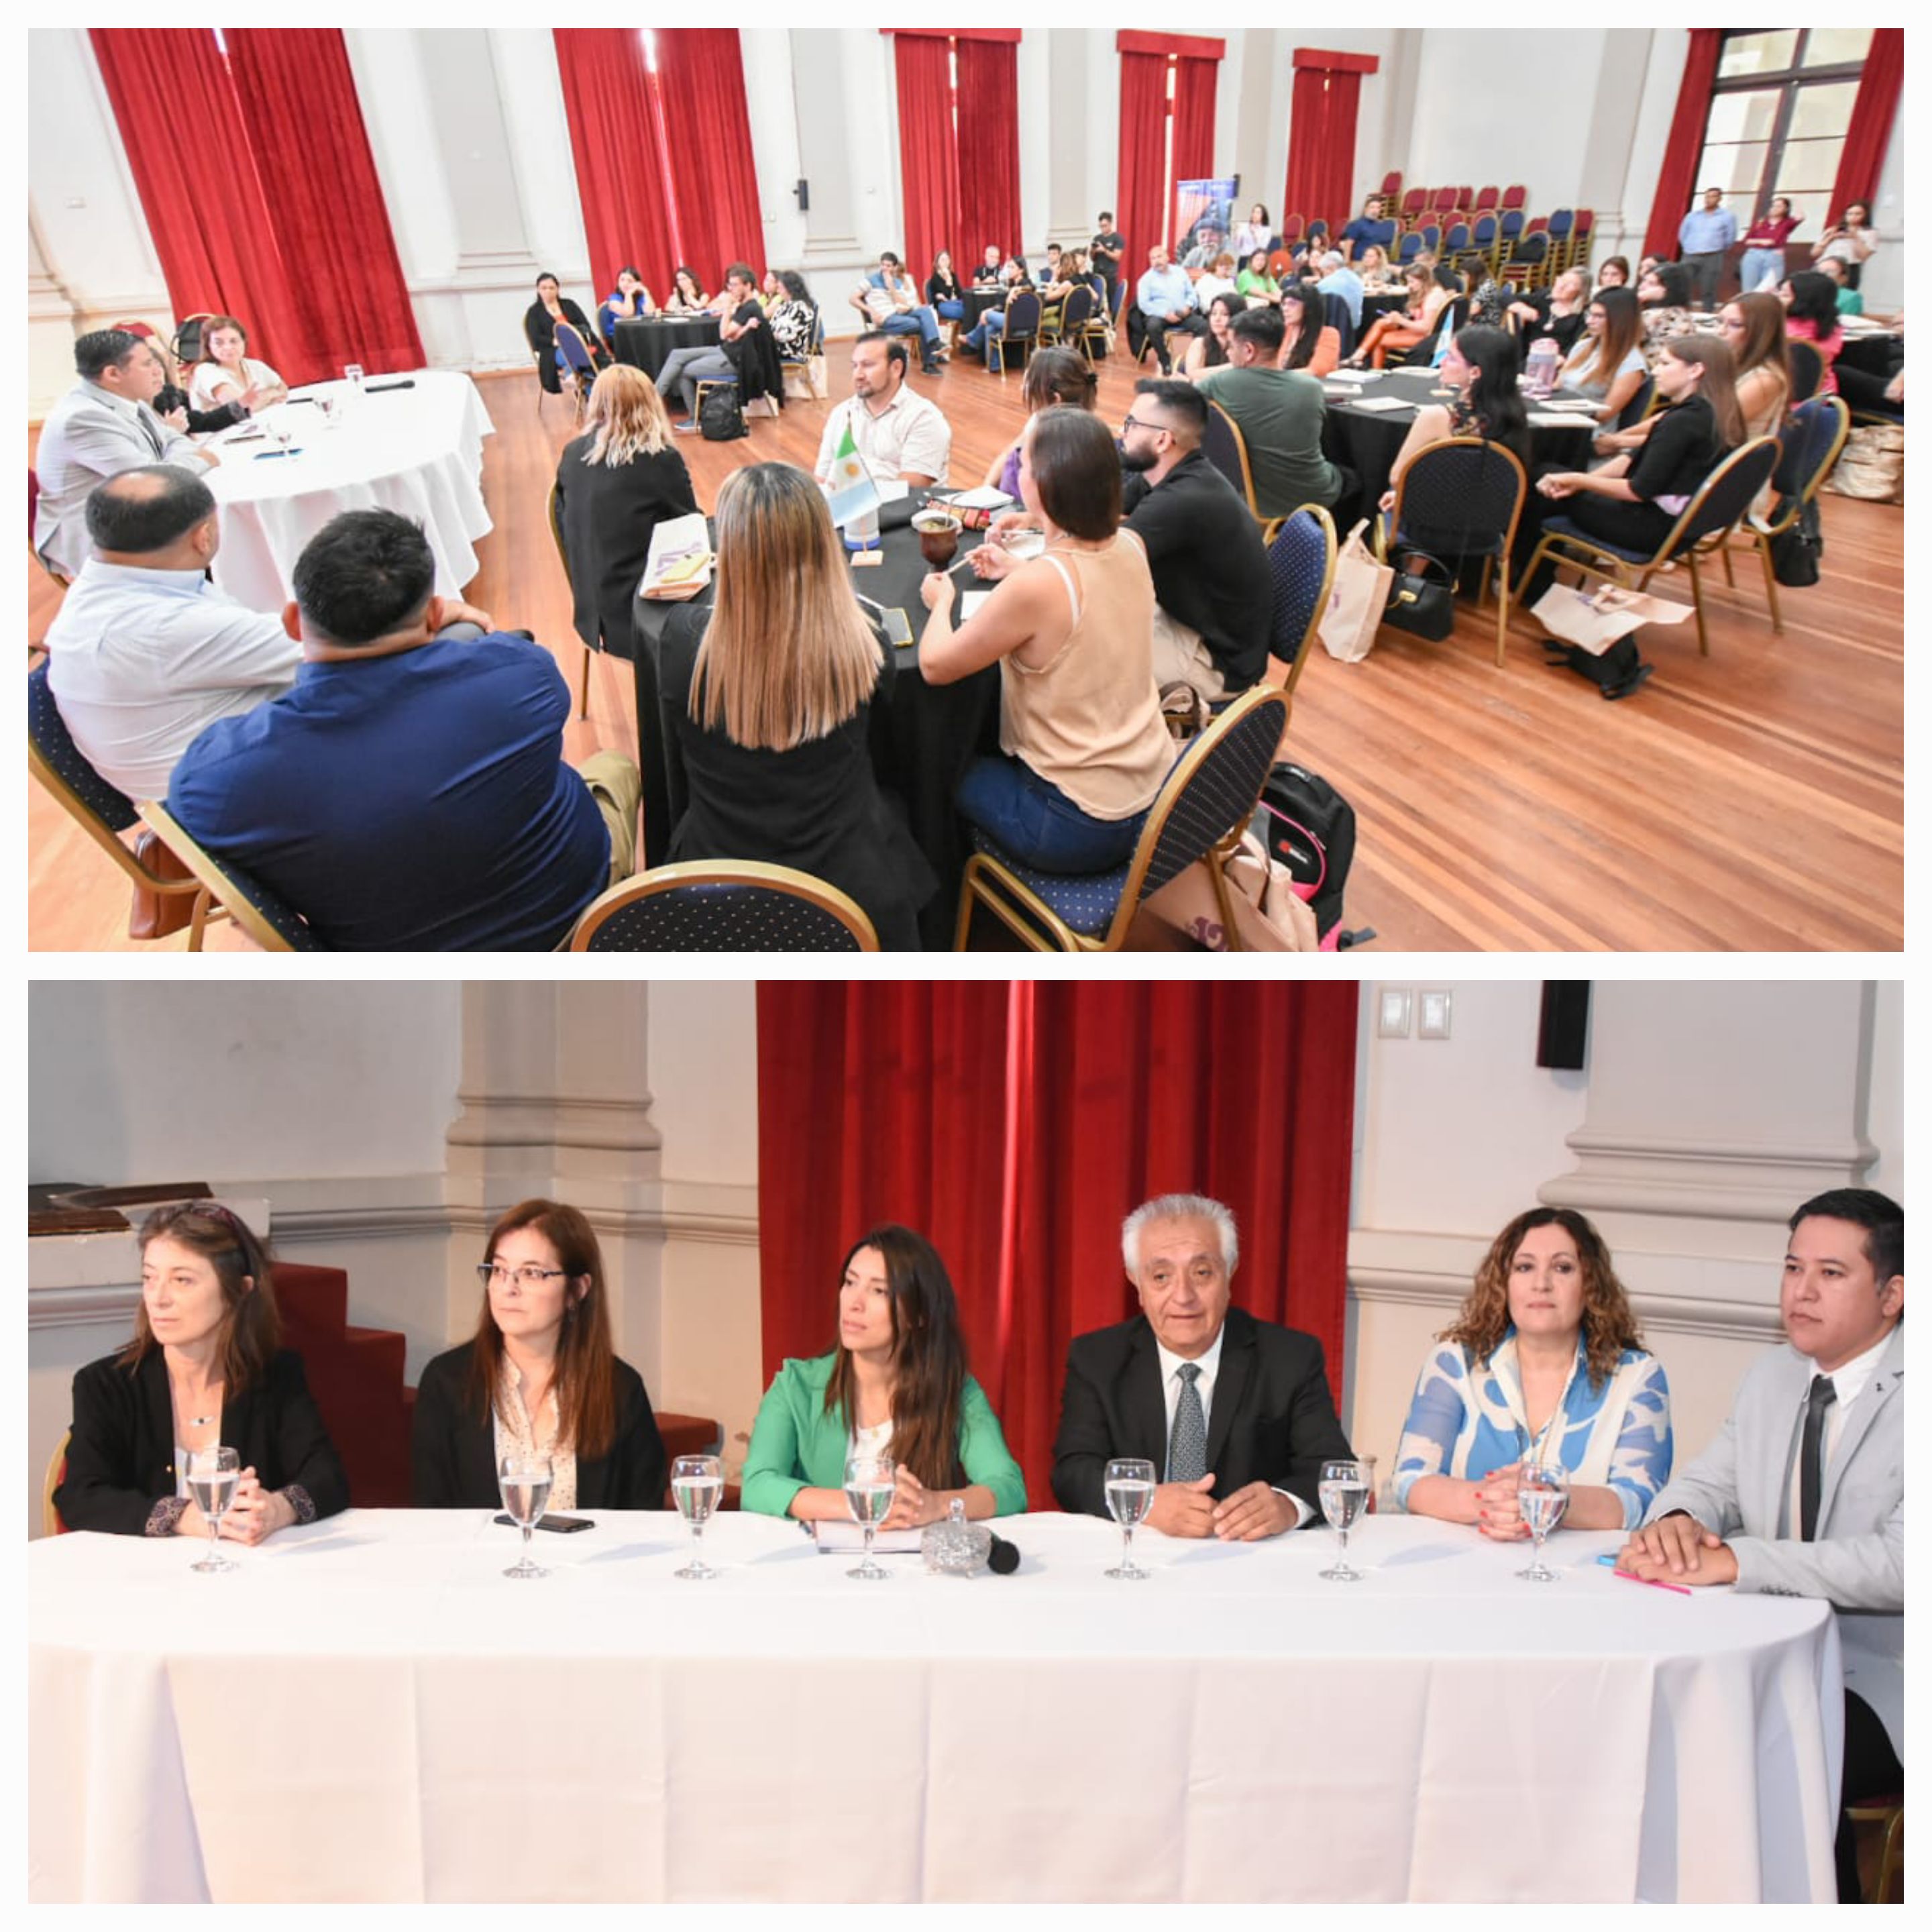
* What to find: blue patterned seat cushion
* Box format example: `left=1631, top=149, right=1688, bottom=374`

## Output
left=1541, top=516, right=1654, bottom=564
left=969, top=829, right=1130, bottom=937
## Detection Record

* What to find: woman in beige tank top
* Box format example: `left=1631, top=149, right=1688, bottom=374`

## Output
left=919, top=408, right=1173, bottom=872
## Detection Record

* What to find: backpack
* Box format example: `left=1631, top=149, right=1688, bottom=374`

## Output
left=699, top=384, right=747, bottom=441
left=1766, top=494, right=1823, bottom=588
left=1250, top=763, right=1356, bottom=947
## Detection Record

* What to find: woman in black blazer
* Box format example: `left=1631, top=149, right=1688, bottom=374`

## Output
left=55, top=1203, right=349, bottom=1539
left=555, top=365, right=700, bottom=663
left=412, top=1199, right=668, bottom=1509
left=524, top=270, right=607, bottom=396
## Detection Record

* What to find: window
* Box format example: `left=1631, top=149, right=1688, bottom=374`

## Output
left=1699, top=29, right=1874, bottom=225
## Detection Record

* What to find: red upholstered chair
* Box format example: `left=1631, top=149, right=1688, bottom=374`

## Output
left=1432, top=185, right=1460, bottom=216
left=275, top=1262, right=413, bottom=1507
left=1379, top=170, right=1402, bottom=198
left=1475, top=185, right=1499, bottom=211
left=1399, top=186, right=1427, bottom=220
left=1501, top=184, right=1527, bottom=210
left=1279, top=213, right=1305, bottom=244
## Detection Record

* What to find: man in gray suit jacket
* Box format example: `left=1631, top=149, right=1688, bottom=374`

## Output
left=34, top=329, right=211, bottom=581
left=1619, top=1187, right=1903, bottom=1902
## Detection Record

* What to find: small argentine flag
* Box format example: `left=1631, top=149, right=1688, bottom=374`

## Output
left=826, top=422, right=880, bottom=531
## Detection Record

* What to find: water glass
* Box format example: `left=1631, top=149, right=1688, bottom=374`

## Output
left=1318, top=1458, right=1371, bottom=1580
left=184, top=1445, right=240, bottom=1573
left=1103, top=1457, right=1157, bottom=1579
left=1516, top=1461, right=1570, bottom=1582
left=343, top=364, right=364, bottom=388
left=671, top=1454, right=723, bottom=1580
left=498, top=1453, right=553, bottom=1579
left=843, top=1452, right=896, bottom=1580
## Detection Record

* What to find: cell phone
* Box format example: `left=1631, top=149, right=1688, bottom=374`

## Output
left=879, top=606, right=914, bottom=647
left=494, top=1512, right=594, bottom=1533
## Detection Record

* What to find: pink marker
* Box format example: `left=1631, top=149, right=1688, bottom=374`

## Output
left=1611, top=1566, right=1692, bottom=1597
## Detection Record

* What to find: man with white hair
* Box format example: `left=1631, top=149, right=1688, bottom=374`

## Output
left=1315, top=250, right=1364, bottom=329
left=1051, top=1193, right=1353, bottom=1539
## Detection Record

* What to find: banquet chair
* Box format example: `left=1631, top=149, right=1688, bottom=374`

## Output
left=1379, top=170, right=1403, bottom=199
left=28, top=662, right=213, bottom=945
left=1546, top=209, right=1575, bottom=265
left=545, top=482, right=594, bottom=720
left=1395, top=231, right=1423, bottom=267
left=1499, top=208, right=1525, bottom=250
left=1279, top=213, right=1305, bottom=246
left=1515, top=435, right=1781, bottom=657
left=953, top=686, right=1289, bottom=953
left=1615, top=374, right=1656, bottom=432
left=551, top=321, right=600, bottom=423
left=780, top=308, right=826, bottom=398
left=1469, top=214, right=1499, bottom=274
left=1201, top=401, right=1264, bottom=521
left=1040, top=284, right=1094, bottom=354
left=1307, top=220, right=1332, bottom=251
left=137, top=801, right=323, bottom=951
left=1475, top=186, right=1499, bottom=213
left=1723, top=396, right=1849, bottom=633
left=991, top=290, right=1041, bottom=374
left=1847, top=1795, right=1904, bottom=1903
left=44, top=1430, right=70, bottom=1536
left=1787, top=339, right=1824, bottom=405
left=1501, top=184, right=1527, bottom=211
left=569, top=861, right=879, bottom=951
left=1255, top=502, right=1337, bottom=741
left=1568, top=209, right=1595, bottom=275
left=1500, top=232, right=1549, bottom=290
left=170, top=312, right=218, bottom=370
left=1399, top=186, right=1427, bottom=221
left=1376, top=438, right=1528, bottom=666
left=1322, top=293, right=1356, bottom=362
left=1415, top=223, right=1442, bottom=256
left=1268, top=248, right=1296, bottom=280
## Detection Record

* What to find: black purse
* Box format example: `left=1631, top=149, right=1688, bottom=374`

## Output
left=1382, top=549, right=1457, bottom=640
left=1767, top=495, right=1822, bottom=587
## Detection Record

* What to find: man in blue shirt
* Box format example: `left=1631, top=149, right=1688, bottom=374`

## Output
left=1676, top=186, right=1738, bottom=311
left=1314, top=250, right=1364, bottom=328
left=168, top=508, right=636, bottom=950
left=1339, top=194, right=1387, bottom=263
left=1136, top=244, right=1207, bottom=376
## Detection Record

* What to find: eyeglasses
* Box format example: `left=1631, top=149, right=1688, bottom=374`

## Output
left=1121, top=415, right=1171, bottom=436
left=477, top=1263, right=567, bottom=1289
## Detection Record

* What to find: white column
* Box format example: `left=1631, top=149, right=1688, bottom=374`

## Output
left=1017, top=31, right=1051, bottom=250
left=743, top=28, right=806, bottom=272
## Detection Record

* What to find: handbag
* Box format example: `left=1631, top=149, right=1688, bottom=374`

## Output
left=1766, top=496, right=1822, bottom=588
left=127, top=830, right=200, bottom=940
left=1821, top=423, right=1903, bottom=504
left=1318, top=519, right=1393, bottom=662
left=1381, top=548, right=1456, bottom=641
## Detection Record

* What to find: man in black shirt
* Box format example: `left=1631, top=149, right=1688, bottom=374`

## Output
left=1118, top=379, right=1271, bottom=699
left=1091, top=212, right=1126, bottom=314
left=656, top=262, right=765, bottom=426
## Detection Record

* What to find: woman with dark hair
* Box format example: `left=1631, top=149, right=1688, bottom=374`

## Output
left=1811, top=200, right=1876, bottom=289
left=1739, top=195, right=1800, bottom=295
left=741, top=1225, right=1026, bottom=1523
left=1232, top=202, right=1273, bottom=260
left=1379, top=324, right=1529, bottom=513
left=1638, top=261, right=1697, bottom=354
left=1781, top=270, right=1845, bottom=396
left=1236, top=248, right=1280, bottom=305
left=982, top=346, right=1098, bottom=494
left=524, top=272, right=607, bottom=395
left=1275, top=281, right=1341, bottom=376
left=920, top=407, right=1171, bottom=873
left=658, top=462, right=935, bottom=949
left=187, top=316, right=287, bottom=413
left=412, top=1199, right=667, bottom=1508
left=663, top=265, right=711, bottom=315
left=767, top=270, right=820, bottom=364
left=1182, top=292, right=1244, bottom=376
left=1560, top=285, right=1648, bottom=425
left=926, top=250, right=965, bottom=323
left=55, top=1203, right=350, bottom=1538
left=597, top=266, right=657, bottom=350
left=1393, top=1208, right=1671, bottom=1534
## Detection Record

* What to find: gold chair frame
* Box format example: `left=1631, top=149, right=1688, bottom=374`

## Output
left=570, top=859, right=880, bottom=951
left=136, top=802, right=303, bottom=951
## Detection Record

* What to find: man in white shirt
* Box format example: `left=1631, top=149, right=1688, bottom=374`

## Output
left=34, top=329, right=214, bottom=581
left=813, top=332, right=951, bottom=488
left=1621, top=1187, right=1903, bottom=1902
left=44, top=466, right=301, bottom=800
left=1051, top=1192, right=1354, bottom=1538
left=1315, top=250, right=1365, bottom=328
left=847, top=254, right=948, bottom=375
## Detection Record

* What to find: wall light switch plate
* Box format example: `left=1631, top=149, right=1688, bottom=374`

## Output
left=1418, top=989, right=1453, bottom=1040
left=1377, top=989, right=1412, bottom=1038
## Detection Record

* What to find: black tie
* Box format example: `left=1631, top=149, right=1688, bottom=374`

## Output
left=1799, top=1375, right=1836, bottom=1542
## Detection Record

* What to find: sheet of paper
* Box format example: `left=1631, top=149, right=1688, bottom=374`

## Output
left=961, top=592, right=990, bottom=618
left=941, top=486, right=1016, bottom=508
left=1342, top=394, right=1415, bottom=413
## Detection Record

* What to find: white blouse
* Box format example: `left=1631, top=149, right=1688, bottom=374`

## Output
left=188, top=356, right=282, bottom=412
left=490, top=1358, right=579, bottom=1511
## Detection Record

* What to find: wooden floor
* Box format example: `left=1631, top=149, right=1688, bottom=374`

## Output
left=28, top=352, right=1904, bottom=953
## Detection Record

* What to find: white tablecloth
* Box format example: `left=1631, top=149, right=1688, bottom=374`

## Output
left=203, top=370, right=494, bottom=612
left=27, top=1509, right=1841, bottom=1904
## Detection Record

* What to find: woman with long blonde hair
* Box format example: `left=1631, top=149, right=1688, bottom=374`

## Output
left=553, top=363, right=700, bottom=664
left=656, top=462, right=938, bottom=947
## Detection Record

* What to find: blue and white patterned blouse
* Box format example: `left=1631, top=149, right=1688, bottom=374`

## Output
left=1392, top=1332, right=1672, bottom=1530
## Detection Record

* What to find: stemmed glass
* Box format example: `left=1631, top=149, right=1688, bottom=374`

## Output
left=843, top=1452, right=896, bottom=1581
left=1318, top=1458, right=1371, bottom=1581
left=1104, top=1457, right=1156, bottom=1580
left=672, top=1453, right=723, bottom=1580
left=184, top=1446, right=240, bottom=1573
left=498, top=1452, right=553, bottom=1580
left=1516, top=1461, right=1570, bottom=1582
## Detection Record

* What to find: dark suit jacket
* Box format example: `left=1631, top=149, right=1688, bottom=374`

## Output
left=1051, top=1305, right=1352, bottom=1518
left=555, top=436, right=700, bottom=659
left=410, top=1342, right=668, bottom=1509
left=56, top=1346, right=351, bottom=1536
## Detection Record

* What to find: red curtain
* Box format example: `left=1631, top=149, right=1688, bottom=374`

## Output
left=755, top=983, right=1359, bottom=1508
left=1116, top=49, right=1170, bottom=274
left=1283, top=64, right=1361, bottom=232
left=89, top=31, right=303, bottom=376
left=1169, top=56, right=1219, bottom=247
left=1830, top=28, right=1902, bottom=217
left=1642, top=28, right=1724, bottom=260
left=553, top=30, right=678, bottom=309
left=222, top=30, right=425, bottom=384
left=654, top=31, right=765, bottom=292
left=955, top=38, right=1021, bottom=268
left=892, top=34, right=962, bottom=291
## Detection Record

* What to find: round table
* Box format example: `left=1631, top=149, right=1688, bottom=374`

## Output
left=612, top=315, right=722, bottom=382
left=960, top=288, right=1008, bottom=331
left=631, top=501, right=1000, bottom=946
left=28, top=1510, right=1843, bottom=1902
left=201, top=370, right=494, bottom=613
left=1323, top=368, right=1599, bottom=508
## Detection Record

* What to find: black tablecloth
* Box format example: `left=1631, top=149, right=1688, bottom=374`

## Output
left=960, top=289, right=1007, bottom=330
left=612, top=317, right=721, bottom=382
left=1835, top=331, right=1902, bottom=378
left=632, top=505, right=1001, bottom=948
left=1322, top=370, right=1599, bottom=508
left=1361, top=290, right=1410, bottom=325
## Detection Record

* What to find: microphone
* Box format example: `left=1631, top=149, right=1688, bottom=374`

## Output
left=985, top=1531, right=1021, bottom=1575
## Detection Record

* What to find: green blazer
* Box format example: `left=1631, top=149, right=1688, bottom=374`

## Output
left=741, top=1352, right=1027, bottom=1519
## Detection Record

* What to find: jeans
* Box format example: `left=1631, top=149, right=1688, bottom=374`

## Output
left=934, top=299, right=964, bottom=321
left=879, top=307, right=942, bottom=351
left=963, top=313, right=1006, bottom=355
left=957, top=754, right=1150, bottom=873
left=656, top=345, right=735, bottom=417
left=1738, top=246, right=1785, bottom=294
